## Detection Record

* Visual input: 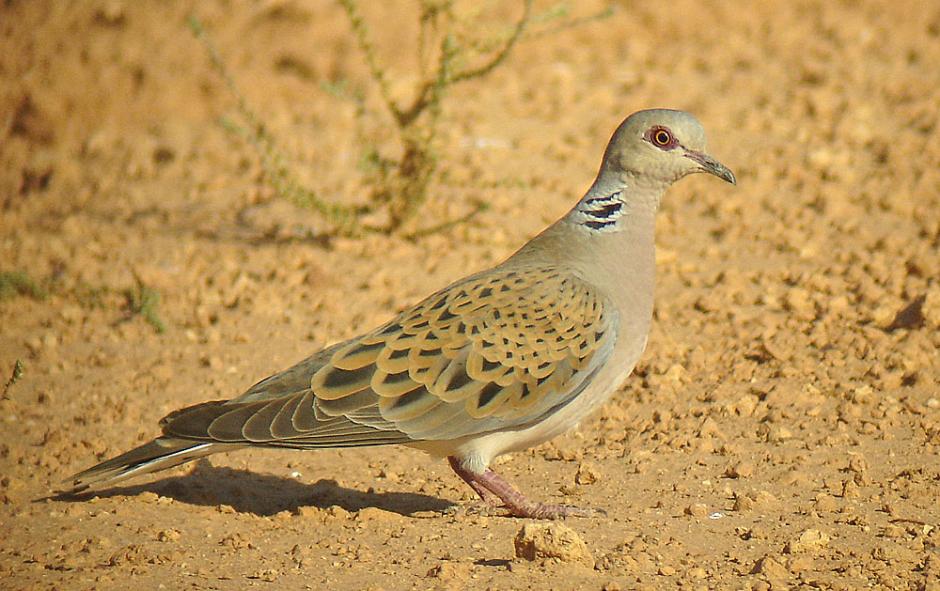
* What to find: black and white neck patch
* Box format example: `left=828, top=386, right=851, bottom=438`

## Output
left=574, top=191, right=626, bottom=232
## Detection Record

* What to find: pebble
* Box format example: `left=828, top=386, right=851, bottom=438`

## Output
left=785, top=529, right=831, bottom=554
left=513, top=523, right=594, bottom=568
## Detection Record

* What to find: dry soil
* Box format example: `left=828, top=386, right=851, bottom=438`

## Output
left=1, top=1, right=939, bottom=590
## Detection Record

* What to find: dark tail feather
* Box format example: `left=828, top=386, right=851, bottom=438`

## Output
left=62, top=438, right=236, bottom=494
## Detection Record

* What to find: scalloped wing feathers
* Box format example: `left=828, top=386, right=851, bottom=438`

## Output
left=160, top=265, right=618, bottom=448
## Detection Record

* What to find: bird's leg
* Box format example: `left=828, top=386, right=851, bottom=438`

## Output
left=447, top=456, right=501, bottom=505
left=447, top=456, right=598, bottom=520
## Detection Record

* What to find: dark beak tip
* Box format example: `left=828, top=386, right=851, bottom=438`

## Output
left=685, top=150, right=736, bottom=186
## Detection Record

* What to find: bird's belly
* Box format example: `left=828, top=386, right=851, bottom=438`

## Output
left=435, top=332, right=648, bottom=472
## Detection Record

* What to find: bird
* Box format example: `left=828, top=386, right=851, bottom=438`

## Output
left=64, top=109, right=735, bottom=519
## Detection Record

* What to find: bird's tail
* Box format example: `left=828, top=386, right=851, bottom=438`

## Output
left=62, top=437, right=239, bottom=494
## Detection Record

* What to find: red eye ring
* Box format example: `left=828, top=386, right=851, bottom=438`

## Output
left=652, top=129, right=673, bottom=147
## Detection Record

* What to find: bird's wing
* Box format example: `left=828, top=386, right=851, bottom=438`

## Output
left=161, top=264, right=618, bottom=447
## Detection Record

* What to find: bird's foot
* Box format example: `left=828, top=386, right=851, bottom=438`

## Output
left=446, top=500, right=506, bottom=518
left=503, top=501, right=605, bottom=520
left=446, top=456, right=606, bottom=520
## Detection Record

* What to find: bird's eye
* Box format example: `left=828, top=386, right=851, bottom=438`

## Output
left=652, top=128, right=673, bottom=147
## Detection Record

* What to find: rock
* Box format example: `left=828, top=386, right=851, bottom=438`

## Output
left=355, top=507, right=403, bottom=523
left=156, top=529, right=181, bottom=542
left=813, top=493, right=838, bottom=512
left=751, top=554, right=789, bottom=580
left=575, top=461, right=601, bottom=485
left=734, top=490, right=778, bottom=511
left=784, top=529, right=830, bottom=554
left=733, top=494, right=755, bottom=512
left=842, top=479, right=861, bottom=498
left=685, top=503, right=709, bottom=518
left=513, top=523, right=594, bottom=567
left=426, top=561, right=471, bottom=582
left=724, top=461, right=755, bottom=479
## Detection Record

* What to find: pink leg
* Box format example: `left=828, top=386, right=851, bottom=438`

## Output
left=447, top=456, right=500, bottom=505
left=446, top=456, right=600, bottom=520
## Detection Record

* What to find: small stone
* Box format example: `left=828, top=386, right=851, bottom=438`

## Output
left=785, top=529, right=830, bottom=554
left=138, top=492, right=159, bottom=504
left=842, top=479, right=860, bottom=498
left=248, top=569, right=279, bottom=582
left=327, top=505, right=351, bottom=520
left=658, top=565, right=676, bottom=576
left=575, top=461, right=601, bottom=485
left=293, top=505, right=321, bottom=519
left=724, top=461, right=755, bottom=479
left=733, top=494, right=754, bottom=512
left=156, top=529, right=180, bottom=542
left=513, top=523, right=594, bottom=567
left=684, top=503, right=709, bottom=518
left=426, top=561, right=471, bottom=582
left=883, top=524, right=906, bottom=539
left=733, top=490, right=776, bottom=512
left=752, top=554, right=788, bottom=580
left=219, top=532, right=255, bottom=550
left=355, top=507, right=402, bottom=523
left=814, top=493, right=838, bottom=512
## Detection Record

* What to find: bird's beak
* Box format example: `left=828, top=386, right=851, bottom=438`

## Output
left=684, top=150, right=736, bottom=185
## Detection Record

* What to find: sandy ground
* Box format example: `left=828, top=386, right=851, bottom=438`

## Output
left=2, top=1, right=939, bottom=589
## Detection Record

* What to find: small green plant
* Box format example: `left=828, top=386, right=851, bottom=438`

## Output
left=190, top=1, right=612, bottom=236
left=0, top=271, right=47, bottom=301
left=124, top=275, right=166, bottom=334
left=2, top=359, right=24, bottom=398
left=1, top=269, right=169, bottom=334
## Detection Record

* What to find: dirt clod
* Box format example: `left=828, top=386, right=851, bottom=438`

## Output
left=784, top=529, right=831, bottom=555
left=513, top=523, right=594, bottom=568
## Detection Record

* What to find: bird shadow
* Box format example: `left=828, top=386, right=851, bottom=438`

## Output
left=50, top=461, right=454, bottom=517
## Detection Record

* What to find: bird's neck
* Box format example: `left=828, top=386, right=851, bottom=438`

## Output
left=568, top=171, right=663, bottom=232
left=510, top=171, right=664, bottom=277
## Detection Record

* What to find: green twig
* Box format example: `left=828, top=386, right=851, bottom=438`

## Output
left=336, top=0, right=401, bottom=120
left=2, top=360, right=24, bottom=399
left=124, top=275, right=166, bottom=334
left=447, top=0, right=533, bottom=85
left=188, top=16, right=362, bottom=235
left=405, top=199, right=490, bottom=239
left=0, top=271, right=47, bottom=301
left=525, top=3, right=614, bottom=40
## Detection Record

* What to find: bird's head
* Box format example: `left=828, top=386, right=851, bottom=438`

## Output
left=602, top=109, right=736, bottom=186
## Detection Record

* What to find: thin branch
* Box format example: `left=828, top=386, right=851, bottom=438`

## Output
left=404, top=199, right=490, bottom=239
left=2, top=360, right=24, bottom=399
left=336, top=0, right=402, bottom=120
left=189, top=16, right=362, bottom=235
left=220, top=118, right=363, bottom=235
left=447, top=0, right=533, bottom=85
left=396, top=31, right=458, bottom=127
left=525, top=3, right=615, bottom=40
left=188, top=17, right=261, bottom=132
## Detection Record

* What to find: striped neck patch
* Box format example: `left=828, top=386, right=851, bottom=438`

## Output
left=574, top=191, right=625, bottom=231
